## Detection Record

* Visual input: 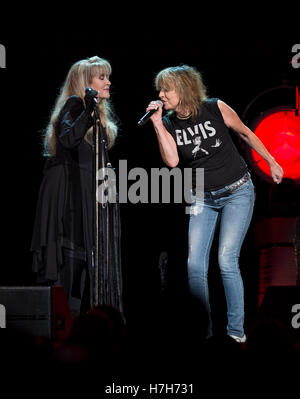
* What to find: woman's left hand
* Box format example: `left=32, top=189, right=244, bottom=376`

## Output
left=270, top=160, right=284, bottom=184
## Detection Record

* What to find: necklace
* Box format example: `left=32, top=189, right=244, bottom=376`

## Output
left=176, top=112, right=192, bottom=120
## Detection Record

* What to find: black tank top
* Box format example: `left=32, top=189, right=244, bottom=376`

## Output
left=162, top=98, right=248, bottom=190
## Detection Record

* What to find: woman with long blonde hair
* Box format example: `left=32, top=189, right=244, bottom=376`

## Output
left=43, top=56, right=118, bottom=157
left=31, top=56, right=122, bottom=316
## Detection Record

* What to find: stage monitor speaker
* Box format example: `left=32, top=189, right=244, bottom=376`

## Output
left=0, top=286, right=72, bottom=341
left=256, top=286, right=300, bottom=342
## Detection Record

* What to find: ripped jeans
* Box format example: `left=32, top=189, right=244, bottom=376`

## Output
left=188, top=177, right=255, bottom=338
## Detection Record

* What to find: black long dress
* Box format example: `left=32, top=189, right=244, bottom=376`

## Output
left=30, top=96, right=122, bottom=315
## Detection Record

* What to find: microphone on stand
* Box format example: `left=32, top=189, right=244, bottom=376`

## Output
left=137, top=100, right=163, bottom=127
left=85, top=87, right=98, bottom=105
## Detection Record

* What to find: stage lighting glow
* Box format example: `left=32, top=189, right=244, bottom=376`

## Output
left=249, top=108, right=300, bottom=182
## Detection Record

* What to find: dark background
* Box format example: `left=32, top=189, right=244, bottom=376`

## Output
left=0, top=27, right=299, bottom=335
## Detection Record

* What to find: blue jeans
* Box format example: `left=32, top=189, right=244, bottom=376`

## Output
left=188, top=176, right=255, bottom=338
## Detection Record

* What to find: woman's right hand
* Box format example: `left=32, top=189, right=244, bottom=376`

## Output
left=146, top=100, right=163, bottom=124
left=84, top=87, right=98, bottom=114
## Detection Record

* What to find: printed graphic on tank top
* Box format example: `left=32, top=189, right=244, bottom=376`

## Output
left=162, top=98, right=248, bottom=191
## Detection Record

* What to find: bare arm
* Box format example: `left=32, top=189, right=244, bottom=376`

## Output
left=218, top=100, right=284, bottom=184
left=147, top=101, right=179, bottom=168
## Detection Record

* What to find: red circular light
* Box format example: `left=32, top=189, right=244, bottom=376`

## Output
left=249, top=108, right=300, bottom=182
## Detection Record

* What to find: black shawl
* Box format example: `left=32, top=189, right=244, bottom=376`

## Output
left=30, top=96, right=123, bottom=314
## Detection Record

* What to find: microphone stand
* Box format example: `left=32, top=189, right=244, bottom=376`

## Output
left=92, top=102, right=109, bottom=307
left=91, top=99, right=124, bottom=316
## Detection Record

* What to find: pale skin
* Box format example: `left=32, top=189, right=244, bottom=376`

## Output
left=147, top=88, right=284, bottom=183
left=90, top=73, right=111, bottom=100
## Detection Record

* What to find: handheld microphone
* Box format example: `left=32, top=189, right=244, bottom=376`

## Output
left=137, top=100, right=163, bottom=127
left=85, top=87, right=98, bottom=104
